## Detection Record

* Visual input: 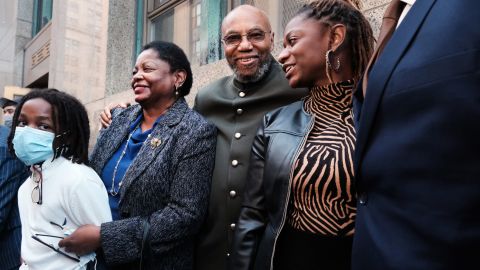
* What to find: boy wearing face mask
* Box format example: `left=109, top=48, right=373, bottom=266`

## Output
left=1, top=97, right=20, bottom=129
left=7, top=89, right=111, bottom=270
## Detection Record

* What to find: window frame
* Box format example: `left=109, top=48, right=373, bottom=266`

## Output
left=32, top=0, right=53, bottom=37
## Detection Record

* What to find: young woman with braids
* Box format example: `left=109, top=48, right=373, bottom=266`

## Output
left=8, top=89, right=111, bottom=269
left=229, top=1, right=374, bottom=269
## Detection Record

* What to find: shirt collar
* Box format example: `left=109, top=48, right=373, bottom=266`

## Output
left=401, top=0, right=415, bottom=6
left=128, top=112, right=164, bottom=133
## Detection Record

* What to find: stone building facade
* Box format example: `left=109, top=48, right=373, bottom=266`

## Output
left=0, top=0, right=390, bottom=146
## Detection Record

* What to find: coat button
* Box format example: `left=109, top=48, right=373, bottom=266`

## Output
left=231, top=160, right=238, bottom=167
left=234, top=132, right=241, bottom=139
left=358, top=192, right=368, bottom=205
left=229, top=190, right=237, bottom=198
left=230, top=223, right=236, bottom=230
left=236, top=108, right=243, bottom=115
left=239, top=91, right=245, bottom=97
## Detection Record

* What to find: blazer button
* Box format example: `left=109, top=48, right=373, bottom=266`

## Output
left=234, top=132, right=242, bottom=139
left=231, top=160, right=239, bottom=167
left=230, top=223, right=236, bottom=230
left=358, top=192, right=368, bottom=205
left=238, top=91, right=246, bottom=97
left=236, top=108, right=243, bottom=115
left=229, top=190, right=237, bottom=198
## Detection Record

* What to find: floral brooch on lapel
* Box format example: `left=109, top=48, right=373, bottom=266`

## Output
left=150, top=137, right=162, bottom=149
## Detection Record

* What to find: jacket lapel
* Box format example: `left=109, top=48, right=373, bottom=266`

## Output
left=119, top=98, right=188, bottom=204
left=89, top=107, right=141, bottom=174
left=354, top=0, right=436, bottom=173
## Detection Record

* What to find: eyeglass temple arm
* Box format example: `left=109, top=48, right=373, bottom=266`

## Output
left=31, top=235, right=81, bottom=262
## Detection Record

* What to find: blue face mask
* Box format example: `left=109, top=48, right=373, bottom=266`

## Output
left=13, top=126, right=55, bottom=166
left=3, top=115, right=13, bottom=128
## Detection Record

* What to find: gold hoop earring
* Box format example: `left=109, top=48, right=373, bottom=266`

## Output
left=326, top=49, right=340, bottom=72
left=325, top=50, right=334, bottom=84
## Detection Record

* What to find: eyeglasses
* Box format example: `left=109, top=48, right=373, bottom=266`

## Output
left=222, top=30, right=271, bottom=47
left=31, top=165, right=43, bottom=205
left=31, top=234, right=80, bottom=262
left=31, top=219, right=80, bottom=262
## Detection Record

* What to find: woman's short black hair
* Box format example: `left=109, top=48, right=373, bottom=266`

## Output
left=142, top=41, right=193, bottom=97
left=7, top=88, right=90, bottom=165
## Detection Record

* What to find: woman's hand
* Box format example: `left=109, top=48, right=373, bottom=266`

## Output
left=99, top=102, right=130, bottom=129
left=58, top=224, right=101, bottom=255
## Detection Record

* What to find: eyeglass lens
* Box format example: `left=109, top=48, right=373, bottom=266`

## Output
left=223, top=30, right=269, bottom=46
left=31, top=166, right=43, bottom=204
left=31, top=185, right=42, bottom=204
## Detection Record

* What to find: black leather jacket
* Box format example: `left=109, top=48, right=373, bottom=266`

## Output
left=229, top=101, right=314, bottom=270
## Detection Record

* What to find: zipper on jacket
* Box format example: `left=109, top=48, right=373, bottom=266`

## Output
left=269, top=115, right=314, bottom=270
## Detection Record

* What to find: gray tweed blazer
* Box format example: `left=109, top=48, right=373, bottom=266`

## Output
left=89, top=98, right=216, bottom=270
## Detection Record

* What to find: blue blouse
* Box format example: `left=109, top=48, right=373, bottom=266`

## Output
left=101, top=114, right=163, bottom=220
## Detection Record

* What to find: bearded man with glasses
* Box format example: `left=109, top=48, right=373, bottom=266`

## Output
left=193, top=5, right=307, bottom=270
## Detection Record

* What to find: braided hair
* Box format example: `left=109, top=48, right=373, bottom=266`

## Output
left=299, top=0, right=374, bottom=79
left=8, top=88, right=90, bottom=165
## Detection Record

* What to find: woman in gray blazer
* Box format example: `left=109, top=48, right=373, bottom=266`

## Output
left=59, top=41, right=217, bottom=270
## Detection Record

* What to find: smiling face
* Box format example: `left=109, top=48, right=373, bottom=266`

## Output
left=17, top=98, right=54, bottom=133
left=278, top=15, right=331, bottom=88
left=131, top=48, right=177, bottom=108
left=222, top=5, right=274, bottom=83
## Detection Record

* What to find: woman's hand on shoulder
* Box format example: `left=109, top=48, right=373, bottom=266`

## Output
left=99, top=102, right=130, bottom=129
left=58, top=224, right=101, bottom=255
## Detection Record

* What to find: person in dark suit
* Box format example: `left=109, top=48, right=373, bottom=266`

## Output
left=59, top=41, right=216, bottom=270
left=353, top=0, right=480, bottom=268
left=0, top=125, right=29, bottom=270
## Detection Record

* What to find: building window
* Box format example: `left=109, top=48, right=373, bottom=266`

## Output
left=151, top=8, right=174, bottom=42
left=230, top=0, right=244, bottom=8
left=134, top=0, right=145, bottom=58
left=146, top=0, right=230, bottom=65
left=32, top=0, right=53, bottom=36
left=190, top=1, right=201, bottom=63
left=144, top=0, right=268, bottom=65
left=147, top=0, right=200, bottom=64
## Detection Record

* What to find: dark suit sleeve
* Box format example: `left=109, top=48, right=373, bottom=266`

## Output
left=100, top=122, right=217, bottom=264
left=229, top=118, right=268, bottom=270
left=0, top=141, right=28, bottom=232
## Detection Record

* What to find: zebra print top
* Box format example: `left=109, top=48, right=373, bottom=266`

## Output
left=287, top=79, right=356, bottom=236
